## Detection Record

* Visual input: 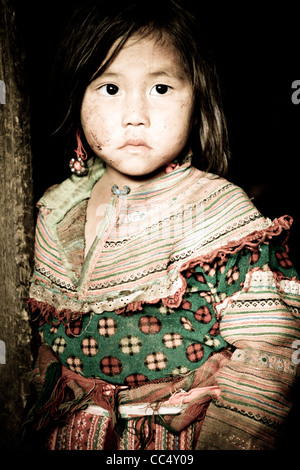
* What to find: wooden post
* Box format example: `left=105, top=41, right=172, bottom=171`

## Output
left=0, top=0, right=35, bottom=449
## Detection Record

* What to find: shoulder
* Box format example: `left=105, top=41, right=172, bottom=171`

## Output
left=36, top=158, right=105, bottom=221
left=186, top=168, right=278, bottom=246
left=179, top=169, right=293, bottom=266
left=191, top=168, right=257, bottom=214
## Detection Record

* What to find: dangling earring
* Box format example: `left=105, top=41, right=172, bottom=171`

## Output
left=69, top=128, right=88, bottom=176
left=165, top=159, right=180, bottom=174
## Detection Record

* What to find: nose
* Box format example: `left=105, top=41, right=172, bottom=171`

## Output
left=121, top=92, right=150, bottom=127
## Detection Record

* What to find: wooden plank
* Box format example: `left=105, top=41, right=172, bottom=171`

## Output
left=0, top=0, right=35, bottom=450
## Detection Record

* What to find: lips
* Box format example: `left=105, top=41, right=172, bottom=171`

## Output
left=118, top=139, right=151, bottom=154
left=119, top=139, right=151, bottom=148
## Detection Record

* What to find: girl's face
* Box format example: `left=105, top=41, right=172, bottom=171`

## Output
left=81, top=34, right=194, bottom=180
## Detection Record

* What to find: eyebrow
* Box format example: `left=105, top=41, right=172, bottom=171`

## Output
left=148, top=70, right=186, bottom=81
left=98, top=69, right=187, bottom=81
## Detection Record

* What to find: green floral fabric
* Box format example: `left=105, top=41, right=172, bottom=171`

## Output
left=39, top=240, right=295, bottom=385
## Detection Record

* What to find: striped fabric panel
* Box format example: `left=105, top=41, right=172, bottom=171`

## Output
left=34, top=211, right=74, bottom=287
left=86, top=181, right=264, bottom=296
left=216, top=363, right=293, bottom=421
left=214, top=269, right=300, bottom=425
left=56, top=200, right=86, bottom=278
left=219, top=270, right=300, bottom=353
left=196, top=402, right=280, bottom=449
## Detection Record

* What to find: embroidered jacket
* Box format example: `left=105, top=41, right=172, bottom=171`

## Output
left=27, top=159, right=300, bottom=450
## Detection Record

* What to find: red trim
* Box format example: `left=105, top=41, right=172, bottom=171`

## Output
left=27, top=298, right=84, bottom=326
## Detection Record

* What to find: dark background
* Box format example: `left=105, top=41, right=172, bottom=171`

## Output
left=17, top=0, right=300, bottom=271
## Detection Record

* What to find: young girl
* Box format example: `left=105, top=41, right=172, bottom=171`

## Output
left=24, top=0, right=300, bottom=450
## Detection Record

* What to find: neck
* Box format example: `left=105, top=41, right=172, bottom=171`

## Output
left=101, top=164, right=167, bottom=192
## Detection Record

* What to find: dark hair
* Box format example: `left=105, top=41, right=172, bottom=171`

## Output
left=52, top=0, right=229, bottom=176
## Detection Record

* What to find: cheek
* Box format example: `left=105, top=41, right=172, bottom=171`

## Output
left=157, top=98, right=193, bottom=133
left=158, top=108, right=192, bottom=144
left=90, top=132, right=111, bottom=152
left=176, top=103, right=194, bottom=142
left=81, top=107, right=112, bottom=149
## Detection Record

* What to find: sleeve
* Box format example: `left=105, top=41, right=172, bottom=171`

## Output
left=187, top=239, right=300, bottom=450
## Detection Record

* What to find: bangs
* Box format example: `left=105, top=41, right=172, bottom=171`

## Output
left=90, top=25, right=192, bottom=84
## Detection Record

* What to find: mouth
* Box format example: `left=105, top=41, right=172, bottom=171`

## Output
left=118, top=139, right=151, bottom=155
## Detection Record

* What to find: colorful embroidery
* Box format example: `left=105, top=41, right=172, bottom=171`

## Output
left=25, top=160, right=300, bottom=450
left=29, top=160, right=285, bottom=316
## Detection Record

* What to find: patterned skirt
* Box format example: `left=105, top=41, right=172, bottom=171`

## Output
left=26, top=344, right=227, bottom=450
left=46, top=405, right=200, bottom=450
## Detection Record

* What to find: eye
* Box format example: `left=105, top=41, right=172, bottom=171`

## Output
left=150, top=84, right=171, bottom=95
left=98, top=84, right=120, bottom=96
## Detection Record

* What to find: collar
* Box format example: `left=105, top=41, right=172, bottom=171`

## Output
left=38, top=157, right=198, bottom=225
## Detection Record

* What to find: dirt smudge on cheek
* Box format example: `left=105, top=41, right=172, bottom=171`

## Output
left=90, top=129, right=113, bottom=154
left=81, top=101, right=113, bottom=154
left=91, top=132, right=103, bottom=150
